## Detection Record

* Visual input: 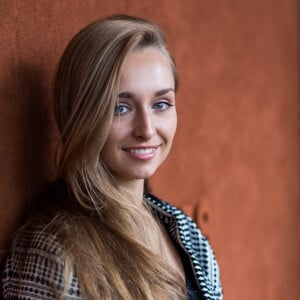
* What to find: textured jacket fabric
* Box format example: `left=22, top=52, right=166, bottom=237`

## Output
left=2, top=194, right=223, bottom=300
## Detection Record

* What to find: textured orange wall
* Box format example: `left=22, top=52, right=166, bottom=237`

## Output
left=0, top=1, right=299, bottom=299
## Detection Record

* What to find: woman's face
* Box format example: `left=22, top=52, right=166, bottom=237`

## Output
left=101, top=47, right=177, bottom=187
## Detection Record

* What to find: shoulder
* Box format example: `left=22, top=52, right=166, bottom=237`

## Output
left=145, top=193, right=223, bottom=300
left=10, top=224, right=64, bottom=260
left=145, top=194, right=211, bottom=253
left=145, top=193, right=205, bottom=242
left=2, top=223, right=81, bottom=300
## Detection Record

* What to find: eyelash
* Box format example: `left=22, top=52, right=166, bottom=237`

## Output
left=114, top=104, right=131, bottom=116
left=114, top=100, right=174, bottom=116
left=152, top=101, right=173, bottom=111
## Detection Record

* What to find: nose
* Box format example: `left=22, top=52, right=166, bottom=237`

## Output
left=133, top=109, right=155, bottom=140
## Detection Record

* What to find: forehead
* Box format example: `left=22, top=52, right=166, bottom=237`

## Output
left=119, top=48, right=175, bottom=93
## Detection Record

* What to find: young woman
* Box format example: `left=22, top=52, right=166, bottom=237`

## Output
left=2, top=15, right=222, bottom=300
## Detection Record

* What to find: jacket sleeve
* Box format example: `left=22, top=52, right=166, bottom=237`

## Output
left=1, top=226, right=81, bottom=300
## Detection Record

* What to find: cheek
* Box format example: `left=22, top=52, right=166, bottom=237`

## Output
left=169, top=111, right=177, bottom=138
left=100, top=127, right=119, bottom=158
left=162, top=112, right=177, bottom=144
left=100, top=122, right=132, bottom=158
left=103, top=122, right=126, bottom=145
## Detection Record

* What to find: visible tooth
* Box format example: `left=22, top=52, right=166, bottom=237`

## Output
left=129, top=148, right=154, bottom=154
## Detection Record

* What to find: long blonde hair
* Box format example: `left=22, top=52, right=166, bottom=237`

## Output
left=50, top=15, right=184, bottom=299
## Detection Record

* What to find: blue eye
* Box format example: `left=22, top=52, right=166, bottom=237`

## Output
left=152, top=101, right=172, bottom=111
left=114, top=105, right=130, bottom=116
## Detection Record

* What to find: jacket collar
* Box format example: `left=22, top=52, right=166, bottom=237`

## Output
left=144, top=193, right=223, bottom=300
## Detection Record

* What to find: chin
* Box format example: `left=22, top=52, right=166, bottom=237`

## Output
left=131, top=167, right=159, bottom=180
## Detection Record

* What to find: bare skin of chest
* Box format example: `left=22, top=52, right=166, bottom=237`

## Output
left=158, top=225, right=185, bottom=281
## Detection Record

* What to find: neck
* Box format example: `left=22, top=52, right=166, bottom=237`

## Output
left=118, top=179, right=145, bottom=202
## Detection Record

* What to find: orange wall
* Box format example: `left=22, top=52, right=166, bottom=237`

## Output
left=1, top=1, right=299, bottom=299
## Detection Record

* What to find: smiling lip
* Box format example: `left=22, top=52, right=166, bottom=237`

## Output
left=123, top=146, right=159, bottom=160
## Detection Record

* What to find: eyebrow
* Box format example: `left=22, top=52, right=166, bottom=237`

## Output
left=118, top=88, right=175, bottom=99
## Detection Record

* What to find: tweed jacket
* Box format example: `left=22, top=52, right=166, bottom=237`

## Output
left=2, top=194, right=223, bottom=300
